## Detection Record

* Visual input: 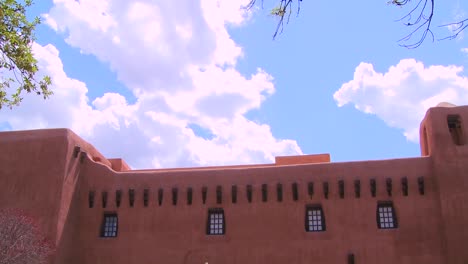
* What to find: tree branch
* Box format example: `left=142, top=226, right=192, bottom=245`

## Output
left=245, top=0, right=301, bottom=39
left=393, top=0, right=435, bottom=48
left=439, top=18, right=468, bottom=40
left=247, top=0, right=468, bottom=48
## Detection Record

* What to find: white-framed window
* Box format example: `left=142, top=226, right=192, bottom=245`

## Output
left=377, top=202, right=398, bottom=229
left=305, top=205, right=326, bottom=232
left=101, top=213, right=118, bottom=237
left=207, top=208, right=225, bottom=235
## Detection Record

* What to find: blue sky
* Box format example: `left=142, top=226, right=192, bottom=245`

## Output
left=1, top=0, right=467, bottom=169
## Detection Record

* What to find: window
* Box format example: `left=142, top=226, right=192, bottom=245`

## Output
left=377, top=202, right=397, bottom=229
left=207, top=208, right=225, bottom=235
left=101, top=213, right=118, bottom=237
left=447, top=115, right=464, bottom=145
left=305, top=205, right=326, bottom=232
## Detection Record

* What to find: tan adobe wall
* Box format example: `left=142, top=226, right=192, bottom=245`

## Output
left=72, top=154, right=444, bottom=264
left=420, top=105, right=468, bottom=263
left=3, top=105, right=468, bottom=263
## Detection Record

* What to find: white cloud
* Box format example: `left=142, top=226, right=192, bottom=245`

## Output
left=334, top=59, right=468, bottom=142
left=0, top=0, right=302, bottom=169
left=0, top=43, right=95, bottom=132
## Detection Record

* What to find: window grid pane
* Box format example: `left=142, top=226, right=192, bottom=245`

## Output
left=378, top=204, right=397, bottom=229
left=207, top=209, right=225, bottom=235
left=306, top=206, right=325, bottom=232
left=101, top=214, right=118, bottom=237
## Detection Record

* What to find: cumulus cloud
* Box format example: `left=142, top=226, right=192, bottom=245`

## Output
left=0, top=0, right=302, bottom=169
left=0, top=43, right=95, bottom=132
left=334, top=59, right=468, bottom=142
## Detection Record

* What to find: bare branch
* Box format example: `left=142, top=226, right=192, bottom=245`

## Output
left=244, top=0, right=302, bottom=39
left=439, top=18, right=468, bottom=40
left=0, top=209, right=54, bottom=264
left=248, top=0, right=468, bottom=48
left=393, top=0, right=435, bottom=48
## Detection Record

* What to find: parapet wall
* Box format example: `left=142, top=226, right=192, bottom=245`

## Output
left=72, top=153, right=444, bottom=264
left=82, top=156, right=431, bottom=208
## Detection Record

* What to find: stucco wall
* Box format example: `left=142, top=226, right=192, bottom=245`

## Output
left=421, top=106, right=468, bottom=264
left=3, top=105, right=468, bottom=263
left=74, top=156, right=444, bottom=264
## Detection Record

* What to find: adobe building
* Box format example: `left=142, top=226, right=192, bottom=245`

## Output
left=1, top=103, right=468, bottom=264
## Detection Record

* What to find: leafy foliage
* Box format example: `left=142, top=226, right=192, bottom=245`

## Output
left=0, top=0, right=52, bottom=109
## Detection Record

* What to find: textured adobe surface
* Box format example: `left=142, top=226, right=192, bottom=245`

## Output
left=1, top=105, right=468, bottom=263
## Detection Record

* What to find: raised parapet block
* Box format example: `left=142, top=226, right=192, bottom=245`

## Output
left=419, top=103, right=468, bottom=157
left=108, top=158, right=131, bottom=172
left=275, top=153, right=330, bottom=165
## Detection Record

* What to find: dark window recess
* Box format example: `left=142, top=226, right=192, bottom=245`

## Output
left=116, top=190, right=122, bottom=208
left=88, top=191, right=95, bottom=208
left=401, top=177, right=408, bottom=196
left=277, top=183, right=283, bottom=202
left=348, top=253, right=355, bottom=264
left=323, top=182, right=329, bottom=199
left=129, top=189, right=135, bottom=207
left=187, top=187, right=193, bottom=205
left=418, top=177, right=425, bottom=195
left=172, top=188, right=178, bottom=206
left=158, top=188, right=163, bottom=206
left=73, top=145, right=81, bottom=158
left=305, top=205, right=326, bottom=232
left=386, top=178, right=392, bottom=196
left=377, top=202, right=398, bottom=229
left=216, top=186, right=222, bottom=204
left=202, top=187, right=207, bottom=204
left=80, top=152, right=86, bottom=163
left=338, top=180, right=344, bottom=199
left=207, top=208, right=225, bottom=235
left=447, top=115, right=465, bottom=145
left=261, top=184, right=268, bottom=202
left=354, top=180, right=361, bottom=198
left=102, top=191, right=108, bottom=208
left=100, top=213, right=118, bottom=238
left=292, top=183, right=299, bottom=201
left=246, top=185, right=253, bottom=203
left=308, top=182, right=314, bottom=199
left=370, top=179, right=376, bottom=197
left=231, top=185, right=237, bottom=204
left=143, top=189, right=149, bottom=207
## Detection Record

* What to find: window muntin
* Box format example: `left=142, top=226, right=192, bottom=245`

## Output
left=207, top=208, right=225, bottom=235
left=101, top=213, right=118, bottom=237
left=377, top=202, right=397, bottom=229
left=305, top=205, right=325, bottom=232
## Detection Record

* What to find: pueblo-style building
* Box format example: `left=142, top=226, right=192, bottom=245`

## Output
left=1, top=103, right=468, bottom=264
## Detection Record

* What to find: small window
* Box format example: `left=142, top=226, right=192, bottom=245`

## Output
left=377, top=202, right=398, bottom=229
left=447, top=115, right=465, bottom=145
left=305, top=205, right=326, bottom=232
left=207, top=208, right=225, bottom=235
left=101, top=213, right=118, bottom=238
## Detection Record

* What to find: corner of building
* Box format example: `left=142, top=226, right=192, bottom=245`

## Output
left=418, top=103, right=468, bottom=263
